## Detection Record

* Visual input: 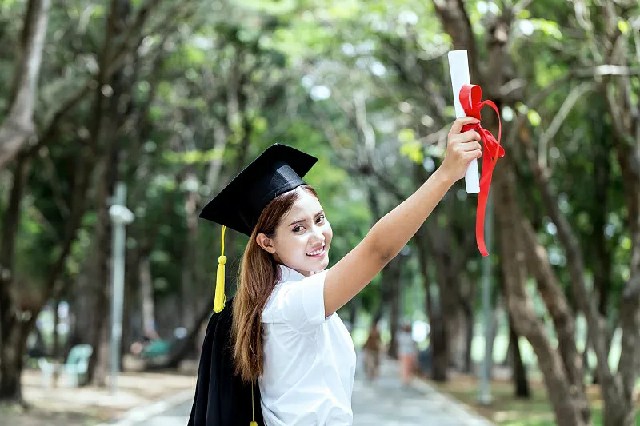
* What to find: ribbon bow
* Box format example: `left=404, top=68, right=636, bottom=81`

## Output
left=459, top=84, right=505, bottom=257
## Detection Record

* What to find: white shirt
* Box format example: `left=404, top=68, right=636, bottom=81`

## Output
left=396, top=330, right=417, bottom=356
left=260, top=265, right=356, bottom=426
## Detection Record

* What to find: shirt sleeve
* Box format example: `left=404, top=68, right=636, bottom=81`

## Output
left=262, top=270, right=327, bottom=331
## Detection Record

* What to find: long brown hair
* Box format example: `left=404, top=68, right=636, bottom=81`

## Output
left=232, top=185, right=317, bottom=382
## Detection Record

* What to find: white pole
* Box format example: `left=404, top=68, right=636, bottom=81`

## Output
left=109, top=182, right=134, bottom=395
left=447, top=50, right=480, bottom=194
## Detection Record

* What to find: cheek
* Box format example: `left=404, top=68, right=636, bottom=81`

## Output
left=324, top=223, right=333, bottom=244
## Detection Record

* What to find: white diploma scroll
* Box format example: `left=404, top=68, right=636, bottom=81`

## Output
left=447, top=50, right=480, bottom=194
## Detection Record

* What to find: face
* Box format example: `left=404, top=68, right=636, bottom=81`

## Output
left=257, top=189, right=332, bottom=277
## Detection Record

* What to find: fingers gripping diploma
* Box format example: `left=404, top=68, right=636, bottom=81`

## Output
left=441, top=117, right=483, bottom=182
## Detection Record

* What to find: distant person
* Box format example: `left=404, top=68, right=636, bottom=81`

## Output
left=129, top=335, right=151, bottom=356
left=189, top=119, right=482, bottom=426
left=363, top=323, right=382, bottom=381
left=397, top=323, right=418, bottom=386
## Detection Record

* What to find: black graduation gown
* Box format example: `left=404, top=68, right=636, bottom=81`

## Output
left=188, top=299, right=264, bottom=426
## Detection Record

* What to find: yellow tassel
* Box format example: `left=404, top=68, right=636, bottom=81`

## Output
left=213, top=226, right=227, bottom=313
left=250, top=381, right=258, bottom=426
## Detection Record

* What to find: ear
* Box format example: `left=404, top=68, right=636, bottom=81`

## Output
left=256, top=233, right=276, bottom=254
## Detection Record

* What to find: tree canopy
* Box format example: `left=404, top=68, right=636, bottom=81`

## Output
left=1, top=0, right=639, bottom=424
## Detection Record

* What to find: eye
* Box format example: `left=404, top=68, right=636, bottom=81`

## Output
left=315, top=214, right=326, bottom=225
left=292, top=225, right=305, bottom=233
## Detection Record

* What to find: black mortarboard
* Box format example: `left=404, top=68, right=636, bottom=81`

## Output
left=199, top=143, right=318, bottom=236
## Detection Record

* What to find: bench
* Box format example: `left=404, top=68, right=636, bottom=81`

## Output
left=38, top=344, right=93, bottom=387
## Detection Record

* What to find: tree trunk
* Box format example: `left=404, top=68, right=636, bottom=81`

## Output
left=362, top=175, right=403, bottom=359
left=12, top=137, right=101, bottom=393
left=86, top=157, right=114, bottom=387
left=1, top=0, right=153, bottom=396
left=180, top=176, right=199, bottom=328
left=414, top=230, right=445, bottom=380
left=599, top=4, right=640, bottom=420
left=432, top=252, right=457, bottom=377
left=85, top=0, right=139, bottom=385
left=139, top=256, right=156, bottom=338
left=414, top=227, right=448, bottom=381
left=591, top=114, right=612, bottom=318
left=0, top=0, right=50, bottom=168
left=384, top=258, right=402, bottom=360
left=0, top=323, right=24, bottom=402
left=519, top=123, right=606, bottom=424
left=487, top=306, right=499, bottom=379
left=432, top=0, right=594, bottom=420
left=495, top=162, right=588, bottom=426
left=521, top=217, right=587, bottom=399
left=0, top=319, right=34, bottom=403
left=0, top=156, right=29, bottom=402
left=462, top=298, right=474, bottom=374
left=498, top=269, right=526, bottom=396
left=508, top=317, right=530, bottom=398
left=430, top=309, right=448, bottom=382
left=604, top=133, right=640, bottom=426
left=52, top=299, right=60, bottom=359
left=447, top=306, right=466, bottom=371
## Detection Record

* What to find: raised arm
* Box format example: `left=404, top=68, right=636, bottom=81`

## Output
left=323, top=117, right=482, bottom=316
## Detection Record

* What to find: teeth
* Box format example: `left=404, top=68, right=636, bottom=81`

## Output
left=307, top=246, right=325, bottom=256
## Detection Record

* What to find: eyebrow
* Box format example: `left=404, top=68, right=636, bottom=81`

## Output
left=288, top=218, right=306, bottom=226
left=288, top=210, right=324, bottom=226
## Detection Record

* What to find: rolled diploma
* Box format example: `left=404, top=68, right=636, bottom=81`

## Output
left=447, top=50, right=480, bottom=194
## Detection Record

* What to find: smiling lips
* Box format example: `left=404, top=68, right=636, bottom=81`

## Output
left=306, top=244, right=326, bottom=257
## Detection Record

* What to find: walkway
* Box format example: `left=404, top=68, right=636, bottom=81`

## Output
left=106, top=358, right=494, bottom=426
left=352, top=358, right=493, bottom=426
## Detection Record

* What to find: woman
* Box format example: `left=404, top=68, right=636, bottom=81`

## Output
left=362, top=323, right=382, bottom=381
left=397, top=323, right=418, bottom=386
left=191, top=116, right=482, bottom=426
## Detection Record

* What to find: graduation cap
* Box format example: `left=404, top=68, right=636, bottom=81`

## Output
left=188, top=144, right=318, bottom=426
left=199, top=143, right=318, bottom=313
left=199, top=143, right=318, bottom=236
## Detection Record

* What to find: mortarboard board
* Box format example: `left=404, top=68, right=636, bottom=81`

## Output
left=199, top=143, right=318, bottom=236
left=189, top=144, right=318, bottom=426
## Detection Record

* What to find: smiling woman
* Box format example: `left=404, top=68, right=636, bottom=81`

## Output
left=256, top=189, right=332, bottom=277
left=189, top=126, right=481, bottom=426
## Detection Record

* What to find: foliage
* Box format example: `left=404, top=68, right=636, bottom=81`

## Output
left=0, top=0, right=639, bottom=420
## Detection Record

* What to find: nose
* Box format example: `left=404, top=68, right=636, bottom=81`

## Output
left=311, top=224, right=325, bottom=242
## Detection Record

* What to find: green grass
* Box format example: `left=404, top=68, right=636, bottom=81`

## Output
left=351, top=321, right=640, bottom=425
left=429, top=375, right=640, bottom=426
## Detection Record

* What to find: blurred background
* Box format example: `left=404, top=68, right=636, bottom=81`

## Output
left=0, top=0, right=639, bottom=425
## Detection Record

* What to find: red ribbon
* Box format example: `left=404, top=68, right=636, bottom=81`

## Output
left=459, top=85, right=505, bottom=257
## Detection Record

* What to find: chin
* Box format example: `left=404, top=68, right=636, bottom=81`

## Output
left=301, top=262, right=328, bottom=276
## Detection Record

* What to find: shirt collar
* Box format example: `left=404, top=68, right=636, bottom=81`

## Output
left=277, top=264, right=305, bottom=283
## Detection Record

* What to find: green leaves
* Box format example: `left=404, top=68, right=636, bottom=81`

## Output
left=163, top=148, right=224, bottom=165
left=398, top=128, right=423, bottom=163
left=527, top=18, right=563, bottom=39
left=0, top=0, right=638, bottom=372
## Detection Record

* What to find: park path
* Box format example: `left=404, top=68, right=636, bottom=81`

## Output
left=105, top=357, right=494, bottom=426
left=351, top=358, right=493, bottom=425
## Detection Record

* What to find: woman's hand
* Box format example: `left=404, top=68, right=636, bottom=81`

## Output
left=439, top=117, right=483, bottom=183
